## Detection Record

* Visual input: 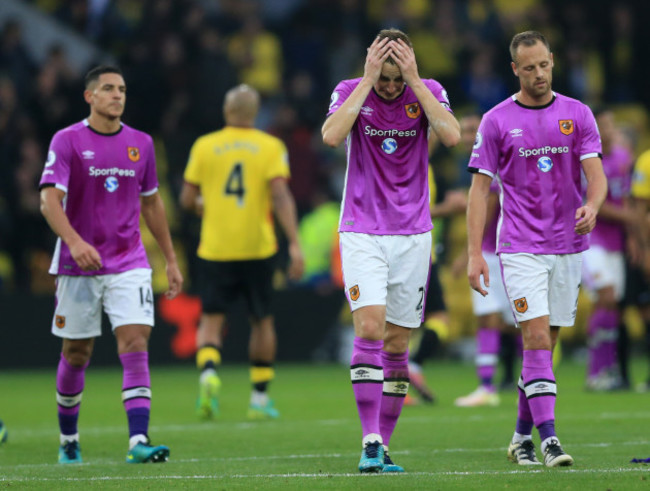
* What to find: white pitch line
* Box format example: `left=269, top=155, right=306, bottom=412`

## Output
left=7, top=410, right=650, bottom=439
left=1, top=441, right=649, bottom=470
left=1, top=467, right=650, bottom=483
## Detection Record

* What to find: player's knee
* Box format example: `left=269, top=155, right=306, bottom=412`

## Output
left=62, top=343, right=92, bottom=367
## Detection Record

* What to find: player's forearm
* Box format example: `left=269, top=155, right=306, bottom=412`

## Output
left=40, top=189, right=83, bottom=247
left=322, top=80, right=374, bottom=147
left=141, top=194, right=178, bottom=265
left=409, top=81, right=460, bottom=148
left=272, top=188, right=300, bottom=246
left=584, top=171, right=608, bottom=214
left=466, top=181, right=490, bottom=257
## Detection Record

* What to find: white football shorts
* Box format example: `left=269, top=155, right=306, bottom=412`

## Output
left=582, top=246, right=625, bottom=301
left=51, top=268, right=155, bottom=339
left=340, top=231, right=431, bottom=328
left=471, top=252, right=513, bottom=322
left=500, top=252, right=582, bottom=327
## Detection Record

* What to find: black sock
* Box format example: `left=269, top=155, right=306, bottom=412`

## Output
left=412, top=329, right=440, bottom=366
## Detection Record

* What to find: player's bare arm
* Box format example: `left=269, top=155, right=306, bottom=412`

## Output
left=321, top=37, right=391, bottom=147
left=40, top=186, right=103, bottom=271
left=576, top=156, right=607, bottom=235
left=390, top=39, right=460, bottom=147
left=467, top=173, right=492, bottom=296
left=179, top=181, right=203, bottom=216
left=270, top=178, right=304, bottom=281
left=140, top=192, right=183, bottom=299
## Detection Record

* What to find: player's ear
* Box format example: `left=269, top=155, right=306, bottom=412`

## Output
left=550, top=52, right=554, bottom=68
left=511, top=61, right=518, bottom=78
left=83, top=89, right=93, bottom=104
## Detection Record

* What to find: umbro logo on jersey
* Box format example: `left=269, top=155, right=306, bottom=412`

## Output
left=510, top=128, right=523, bottom=137
left=82, top=150, right=95, bottom=159
left=360, top=106, right=373, bottom=116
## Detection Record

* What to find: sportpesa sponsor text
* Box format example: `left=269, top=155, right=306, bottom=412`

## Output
left=89, top=166, right=136, bottom=177
left=364, top=126, right=417, bottom=137
left=519, top=146, right=569, bottom=158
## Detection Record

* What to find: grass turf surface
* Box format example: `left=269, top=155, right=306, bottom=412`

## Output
left=1, top=359, right=649, bottom=489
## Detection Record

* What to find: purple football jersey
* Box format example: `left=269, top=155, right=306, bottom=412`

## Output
left=588, top=144, right=632, bottom=251
left=468, top=93, right=602, bottom=254
left=328, top=78, right=453, bottom=235
left=39, top=119, right=158, bottom=275
left=482, top=181, right=501, bottom=254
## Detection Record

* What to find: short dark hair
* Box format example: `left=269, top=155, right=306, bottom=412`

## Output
left=84, top=65, right=122, bottom=88
left=509, top=31, right=550, bottom=64
left=377, top=28, right=412, bottom=65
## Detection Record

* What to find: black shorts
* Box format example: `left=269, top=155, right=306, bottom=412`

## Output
left=198, top=256, right=276, bottom=318
left=424, top=262, right=447, bottom=314
left=623, top=262, right=650, bottom=307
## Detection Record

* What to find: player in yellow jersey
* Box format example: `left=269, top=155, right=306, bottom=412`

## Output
left=627, top=148, right=650, bottom=391
left=180, top=85, right=304, bottom=419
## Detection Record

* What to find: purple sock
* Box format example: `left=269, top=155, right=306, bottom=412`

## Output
left=516, top=375, right=534, bottom=435
left=119, top=351, right=151, bottom=438
left=522, top=350, right=556, bottom=438
left=587, top=308, right=609, bottom=377
left=603, top=309, right=620, bottom=371
left=56, top=354, right=89, bottom=437
left=476, top=328, right=500, bottom=389
left=350, top=337, right=383, bottom=440
left=379, top=350, right=409, bottom=447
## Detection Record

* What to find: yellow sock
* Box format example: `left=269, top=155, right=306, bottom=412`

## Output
left=196, top=346, right=221, bottom=370
left=423, top=317, right=450, bottom=343
left=250, top=365, right=275, bottom=385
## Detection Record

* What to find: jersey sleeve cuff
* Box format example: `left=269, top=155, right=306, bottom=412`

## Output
left=140, top=187, right=158, bottom=197
left=468, top=167, right=495, bottom=179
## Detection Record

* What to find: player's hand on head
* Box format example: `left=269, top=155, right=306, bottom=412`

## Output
left=165, top=262, right=183, bottom=299
left=364, top=36, right=391, bottom=83
left=389, top=39, right=419, bottom=84
left=69, top=239, right=102, bottom=271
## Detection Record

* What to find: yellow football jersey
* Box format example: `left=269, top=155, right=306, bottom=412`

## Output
left=184, top=126, right=290, bottom=260
left=631, top=149, right=650, bottom=200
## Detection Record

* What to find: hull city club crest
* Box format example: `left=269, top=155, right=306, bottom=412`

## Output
left=514, top=297, right=528, bottom=313
left=559, top=119, right=574, bottom=135
left=405, top=103, right=421, bottom=119
left=349, top=285, right=360, bottom=301
left=128, top=146, right=140, bottom=162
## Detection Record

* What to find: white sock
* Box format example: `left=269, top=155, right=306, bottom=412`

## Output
left=362, top=433, right=383, bottom=447
left=60, top=433, right=79, bottom=445
left=129, top=434, right=148, bottom=450
left=541, top=436, right=560, bottom=454
left=250, top=390, right=269, bottom=406
left=512, top=432, right=532, bottom=444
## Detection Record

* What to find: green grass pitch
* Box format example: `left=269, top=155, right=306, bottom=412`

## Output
left=1, top=359, right=649, bottom=489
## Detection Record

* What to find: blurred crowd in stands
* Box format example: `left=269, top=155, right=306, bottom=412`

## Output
left=0, top=0, right=648, bottom=300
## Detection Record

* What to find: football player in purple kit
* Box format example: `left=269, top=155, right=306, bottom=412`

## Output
left=322, top=28, right=460, bottom=473
left=582, top=107, right=635, bottom=391
left=39, top=66, right=183, bottom=464
left=466, top=32, right=607, bottom=467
